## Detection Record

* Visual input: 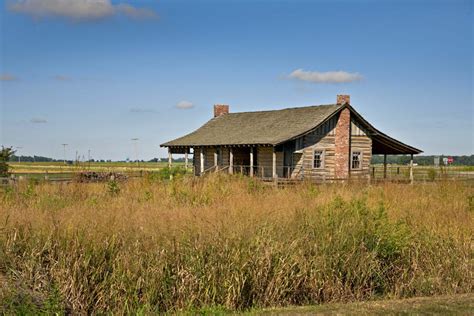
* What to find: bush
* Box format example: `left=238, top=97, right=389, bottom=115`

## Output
left=427, top=168, right=437, bottom=181
left=0, top=146, right=15, bottom=177
left=146, top=166, right=187, bottom=181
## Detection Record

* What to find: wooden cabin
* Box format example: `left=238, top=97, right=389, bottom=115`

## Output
left=161, top=95, right=422, bottom=181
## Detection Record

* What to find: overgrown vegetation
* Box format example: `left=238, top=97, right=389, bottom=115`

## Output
left=0, top=146, right=15, bottom=177
left=0, top=176, right=472, bottom=314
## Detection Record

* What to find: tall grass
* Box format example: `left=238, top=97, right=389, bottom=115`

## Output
left=0, top=175, right=472, bottom=313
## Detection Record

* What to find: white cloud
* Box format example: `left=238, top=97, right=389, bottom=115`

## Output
left=53, top=75, right=71, bottom=81
left=288, top=69, right=363, bottom=84
left=8, top=0, right=157, bottom=21
left=30, top=118, right=48, bottom=123
left=1, top=74, right=18, bottom=81
left=176, top=100, right=194, bottom=110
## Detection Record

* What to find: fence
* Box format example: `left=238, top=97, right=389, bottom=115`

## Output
left=371, top=165, right=474, bottom=182
left=2, top=164, right=472, bottom=187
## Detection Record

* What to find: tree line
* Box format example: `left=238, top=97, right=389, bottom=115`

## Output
left=371, top=155, right=474, bottom=166
left=6, top=152, right=474, bottom=166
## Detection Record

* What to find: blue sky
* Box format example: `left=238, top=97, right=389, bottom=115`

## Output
left=1, top=0, right=472, bottom=160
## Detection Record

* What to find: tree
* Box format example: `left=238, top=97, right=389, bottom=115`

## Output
left=0, top=146, right=15, bottom=177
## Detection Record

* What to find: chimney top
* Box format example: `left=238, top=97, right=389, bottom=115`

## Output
left=337, top=95, right=350, bottom=105
left=214, top=104, right=229, bottom=117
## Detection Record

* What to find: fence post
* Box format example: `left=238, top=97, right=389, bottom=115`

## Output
left=409, top=154, right=414, bottom=184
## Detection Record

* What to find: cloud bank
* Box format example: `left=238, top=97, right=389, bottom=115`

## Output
left=176, top=101, right=194, bottom=109
left=8, top=0, right=157, bottom=21
left=288, top=69, right=363, bottom=84
left=30, top=118, right=48, bottom=123
left=1, top=74, right=18, bottom=81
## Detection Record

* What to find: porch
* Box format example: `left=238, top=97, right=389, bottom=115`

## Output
left=167, top=145, right=417, bottom=183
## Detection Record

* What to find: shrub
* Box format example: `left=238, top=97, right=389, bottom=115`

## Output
left=0, top=146, right=15, bottom=177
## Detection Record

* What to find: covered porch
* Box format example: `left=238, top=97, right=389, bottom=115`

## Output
left=167, top=145, right=291, bottom=180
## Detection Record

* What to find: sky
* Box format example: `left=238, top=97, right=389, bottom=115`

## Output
left=1, top=0, right=473, bottom=161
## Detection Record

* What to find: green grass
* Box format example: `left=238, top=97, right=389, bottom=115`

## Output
left=249, top=293, right=474, bottom=315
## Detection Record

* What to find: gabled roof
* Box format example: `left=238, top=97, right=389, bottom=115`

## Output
left=161, top=104, right=343, bottom=147
left=161, top=103, right=422, bottom=155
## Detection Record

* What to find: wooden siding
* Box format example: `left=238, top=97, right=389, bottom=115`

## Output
left=350, top=135, right=372, bottom=178
left=351, top=119, right=368, bottom=136
left=290, top=116, right=337, bottom=179
left=292, top=135, right=336, bottom=180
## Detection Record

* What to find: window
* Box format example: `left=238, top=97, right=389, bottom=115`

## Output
left=313, top=150, right=324, bottom=169
left=352, top=151, right=362, bottom=169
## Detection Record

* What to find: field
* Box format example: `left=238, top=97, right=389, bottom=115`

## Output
left=0, top=174, right=473, bottom=314
left=7, top=161, right=474, bottom=182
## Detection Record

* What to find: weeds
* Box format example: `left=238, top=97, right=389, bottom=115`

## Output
left=0, top=176, right=472, bottom=313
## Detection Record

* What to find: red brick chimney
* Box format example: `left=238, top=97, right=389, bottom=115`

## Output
left=334, top=95, right=351, bottom=179
left=337, top=94, right=350, bottom=105
left=214, top=104, right=229, bottom=117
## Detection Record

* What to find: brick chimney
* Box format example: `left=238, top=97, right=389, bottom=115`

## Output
left=214, top=104, right=229, bottom=117
left=334, top=95, right=351, bottom=179
left=337, top=94, right=350, bottom=105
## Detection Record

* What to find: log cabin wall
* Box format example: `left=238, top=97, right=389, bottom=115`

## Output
left=290, top=114, right=373, bottom=180
left=291, top=116, right=337, bottom=179
left=349, top=120, right=372, bottom=178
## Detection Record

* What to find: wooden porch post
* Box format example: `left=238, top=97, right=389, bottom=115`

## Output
left=229, top=147, right=233, bottom=174
left=184, top=151, right=189, bottom=171
left=200, top=147, right=204, bottom=175
left=214, top=147, right=218, bottom=171
left=250, top=147, right=254, bottom=177
left=272, top=146, right=277, bottom=179
left=168, top=148, right=172, bottom=169
left=383, top=154, right=387, bottom=179
left=409, top=154, right=414, bottom=184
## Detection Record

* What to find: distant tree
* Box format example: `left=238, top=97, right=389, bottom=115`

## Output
left=0, top=146, right=15, bottom=177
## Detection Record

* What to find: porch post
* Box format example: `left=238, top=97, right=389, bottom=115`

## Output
left=184, top=151, right=189, bottom=170
left=214, top=147, right=218, bottom=171
left=272, top=146, right=277, bottom=179
left=229, top=147, right=233, bottom=174
left=409, top=154, right=414, bottom=184
left=250, top=147, right=254, bottom=177
left=383, top=154, right=387, bottom=179
left=168, top=148, right=172, bottom=169
left=200, top=147, right=204, bottom=175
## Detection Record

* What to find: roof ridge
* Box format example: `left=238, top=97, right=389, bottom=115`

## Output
left=223, top=103, right=340, bottom=116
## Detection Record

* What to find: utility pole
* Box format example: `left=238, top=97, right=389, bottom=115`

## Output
left=62, top=144, right=68, bottom=164
left=88, top=149, right=91, bottom=169
left=131, top=138, right=139, bottom=167
left=16, top=146, right=23, bottom=163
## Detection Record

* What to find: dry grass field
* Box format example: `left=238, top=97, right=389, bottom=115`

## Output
left=0, top=174, right=473, bottom=314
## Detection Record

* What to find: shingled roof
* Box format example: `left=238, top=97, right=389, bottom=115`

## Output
left=161, top=104, right=343, bottom=147
left=161, top=103, right=422, bottom=154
